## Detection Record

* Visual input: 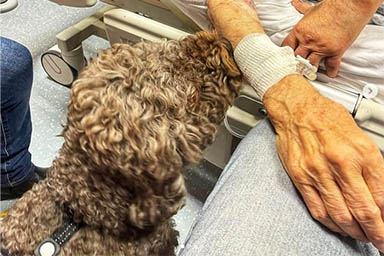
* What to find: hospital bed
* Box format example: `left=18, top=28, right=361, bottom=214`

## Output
left=42, top=0, right=384, bottom=170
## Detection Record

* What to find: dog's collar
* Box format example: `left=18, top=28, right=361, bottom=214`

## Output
left=1, top=212, right=82, bottom=256
left=34, top=217, right=83, bottom=256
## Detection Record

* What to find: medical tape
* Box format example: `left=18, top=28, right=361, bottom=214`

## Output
left=234, top=33, right=317, bottom=100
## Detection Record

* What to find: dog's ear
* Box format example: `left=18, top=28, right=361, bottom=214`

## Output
left=218, top=37, right=241, bottom=77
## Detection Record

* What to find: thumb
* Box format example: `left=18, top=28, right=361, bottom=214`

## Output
left=291, top=0, right=313, bottom=14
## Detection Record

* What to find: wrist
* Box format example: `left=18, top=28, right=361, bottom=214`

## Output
left=263, top=75, right=321, bottom=112
left=234, top=34, right=299, bottom=100
left=263, top=75, right=351, bottom=132
left=263, top=75, right=323, bottom=128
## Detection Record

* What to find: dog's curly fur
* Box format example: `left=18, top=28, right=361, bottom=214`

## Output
left=0, top=31, right=241, bottom=255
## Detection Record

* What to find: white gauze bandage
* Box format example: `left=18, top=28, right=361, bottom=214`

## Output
left=234, top=33, right=317, bottom=100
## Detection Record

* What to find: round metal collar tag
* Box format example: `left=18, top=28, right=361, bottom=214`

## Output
left=34, top=239, right=60, bottom=256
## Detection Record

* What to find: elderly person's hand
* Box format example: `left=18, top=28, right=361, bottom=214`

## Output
left=282, top=0, right=382, bottom=77
left=263, top=76, right=384, bottom=251
left=208, top=0, right=384, bottom=251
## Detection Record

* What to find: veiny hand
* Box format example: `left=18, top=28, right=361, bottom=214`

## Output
left=264, top=75, right=384, bottom=251
left=282, top=0, right=379, bottom=77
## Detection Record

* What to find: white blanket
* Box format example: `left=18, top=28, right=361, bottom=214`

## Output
left=171, top=0, right=384, bottom=104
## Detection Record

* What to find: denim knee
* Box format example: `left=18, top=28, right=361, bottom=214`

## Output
left=0, top=37, right=33, bottom=95
left=0, top=37, right=34, bottom=187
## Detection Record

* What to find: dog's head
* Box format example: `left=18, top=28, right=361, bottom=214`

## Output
left=177, top=31, right=242, bottom=128
left=65, top=31, right=242, bottom=172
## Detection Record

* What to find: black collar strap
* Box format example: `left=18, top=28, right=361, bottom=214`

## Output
left=1, top=215, right=82, bottom=256
left=34, top=218, right=83, bottom=256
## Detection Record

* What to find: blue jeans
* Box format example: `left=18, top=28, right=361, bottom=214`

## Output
left=0, top=37, right=34, bottom=188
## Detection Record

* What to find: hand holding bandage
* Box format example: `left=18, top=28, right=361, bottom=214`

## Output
left=208, top=0, right=384, bottom=251
left=282, top=0, right=382, bottom=77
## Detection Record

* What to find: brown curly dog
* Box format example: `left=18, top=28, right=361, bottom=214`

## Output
left=0, top=31, right=241, bottom=255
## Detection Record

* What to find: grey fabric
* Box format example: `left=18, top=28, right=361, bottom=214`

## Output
left=180, top=119, right=380, bottom=256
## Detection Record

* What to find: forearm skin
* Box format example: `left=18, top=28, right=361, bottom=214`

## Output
left=207, top=0, right=265, bottom=48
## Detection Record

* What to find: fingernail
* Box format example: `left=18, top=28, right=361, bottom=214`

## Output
left=327, top=70, right=337, bottom=78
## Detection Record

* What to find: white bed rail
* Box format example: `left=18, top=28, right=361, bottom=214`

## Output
left=226, top=81, right=384, bottom=153
left=104, top=9, right=189, bottom=44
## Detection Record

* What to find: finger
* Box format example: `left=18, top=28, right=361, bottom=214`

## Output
left=277, top=131, right=345, bottom=235
left=281, top=32, right=298, bottom=50
left=275, top=131, right=342, bottom=234
left=314, top=171, right=369, bottom=242
left=363, top=150, right=384, bottom=222
left=291, top=0, right=313, bottom=14
left=296, top=183, right=346, bottom=234
left=295, top=45, right=311, bottom=59
left=296, top=128, right=368, bottom=241
left=324, top=56, right=341, bottom=77
left=364, top=164, right=384, bottom=252
left=335, top=164, right=384, bottom=251
left=307, top=52, right=323, bottom=68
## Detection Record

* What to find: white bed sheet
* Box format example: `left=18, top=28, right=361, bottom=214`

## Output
left=170, top=0, right=384, bottom=104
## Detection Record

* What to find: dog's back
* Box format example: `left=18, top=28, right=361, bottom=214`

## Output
left=0, top=31, right=241, bottom=256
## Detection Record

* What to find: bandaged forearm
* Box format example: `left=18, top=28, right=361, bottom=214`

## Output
left=234, top=34, right=315, bottom=100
